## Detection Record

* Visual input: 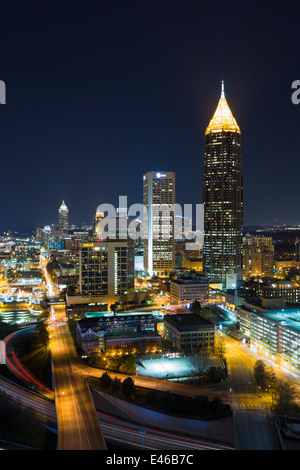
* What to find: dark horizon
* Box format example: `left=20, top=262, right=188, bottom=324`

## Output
left=0, top=2, right=299, bottom=228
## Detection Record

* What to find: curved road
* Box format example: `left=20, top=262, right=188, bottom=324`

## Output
left=3, top=314, right=291, bottom=450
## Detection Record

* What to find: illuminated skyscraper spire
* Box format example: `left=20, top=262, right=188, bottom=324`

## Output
left=59, top=200, right=69, bottom=235
left=221, top=80, right=225, bottom=99
left=203, top=83, right=243, bottom=288
left=205, top=81, right=240, bottom=135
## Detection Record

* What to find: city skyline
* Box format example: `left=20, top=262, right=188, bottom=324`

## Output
left=1, top=1, right=300, bottom=455
left=0, top=2, right=300, bottom=229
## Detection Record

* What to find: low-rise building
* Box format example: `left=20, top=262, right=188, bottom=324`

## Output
left=169, top=275, right=209, bottom=304
left=76, top=313, right=162, bottom=355
left=164, top=313, right=215, bottom=352
left=253, top=278, right=299, bottom=304
left=76, top=317, right=100, bottom=355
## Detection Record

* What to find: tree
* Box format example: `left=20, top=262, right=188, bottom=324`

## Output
left=118, top=355, right=136, bottom=375
left=105, top=354, right=136, bottom=374
left=189, top=352, right=210, bottom=379
left=111, top=377, right=122, bottom=393
left=206, top=366, right=225, bottom=383
left=253, top=360, right=268, bottom=389
left=273, top=379, right=299, bottom=415
left=214, top=335, right=227, bottom=366
left=99, top=372, right=112, bottom=389
left=122, top=377, right=135, bottom=398
left=35, top=321, right=49, bottom=346
left=253, top=360, right=278, bottom=394
left=105, top=356, right=121, bottom=372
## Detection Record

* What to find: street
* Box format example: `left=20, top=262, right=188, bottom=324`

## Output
left=50, top=304, right=107, bottom=450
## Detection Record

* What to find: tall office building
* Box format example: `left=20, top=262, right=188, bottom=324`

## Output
left=203, top=82, right=243, bottom=288
left=143, top=171, right=175, bottom=276
left=59, top=200, right=69, bottom=235
left=79, top=240, right=134, bottom=300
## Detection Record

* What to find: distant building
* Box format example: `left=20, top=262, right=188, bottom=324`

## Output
left=164, top=313, right=215, bottom=352
left=59, top=201, right=69, bottom=235
left=179, top=258, right=203, bottom=272
left=143, top=171, right=175, bottom=276
left=243, top=234, right=274, bottom=278
left=93, top=209, right=105, bottom=240
left=51, top=262, right=77, bottom=277
left=169, top=275, right=209, bottom=305
left=252, top=278, right=299, bottom=304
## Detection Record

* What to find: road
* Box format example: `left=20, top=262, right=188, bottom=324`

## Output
left=3, top=328, right=54, bottom=399
left=50, top=304, right=107, bottom=450
left=0, top=374, right=57, bottom=426
left=97, top=410, right=234, bottom=450
left=0, top=375, right=234, bottom=450
left=2, top=305, right=290, bottom=450
left=223, top=335, right=283, bottom=449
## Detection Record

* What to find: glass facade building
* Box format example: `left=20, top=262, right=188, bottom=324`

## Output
left=203, top=82, right=243, bottom=288
left=143, top=171, right=175, bottom=276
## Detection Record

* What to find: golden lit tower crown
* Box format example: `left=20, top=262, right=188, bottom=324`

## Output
left=203, top=81, right=243, bottom=288
left=205, top=81, right=240, bottom=135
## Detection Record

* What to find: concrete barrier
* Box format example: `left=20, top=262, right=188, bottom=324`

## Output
left=91, top=387, right=235, bottom=445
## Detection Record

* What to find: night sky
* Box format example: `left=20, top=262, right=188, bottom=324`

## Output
left=0, top=1, right=299, bottom=229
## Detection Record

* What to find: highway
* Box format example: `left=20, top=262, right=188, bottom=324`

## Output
left=97, top=410, right=234, bottom=450
left=3, top=328, right=54, bottom=399
left=50, top=303, right=107, bottom=450
left=2, top=321, right=283, bottom=449
left=2, top=301, right=290, bottom=450
left=0, top=375, right=234, bottom=450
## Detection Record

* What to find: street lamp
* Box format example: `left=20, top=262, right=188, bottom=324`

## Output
left=139, top=429, right=146, bottom=450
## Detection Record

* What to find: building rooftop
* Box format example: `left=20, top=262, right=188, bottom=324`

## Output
left=171, top=276, right=208, bottom=285
left=252, top=308, right=300, bottom=333
left=164, top=313, right=214, bottom=331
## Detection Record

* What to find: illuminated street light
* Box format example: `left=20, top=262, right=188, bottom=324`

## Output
left=139, top=429, right=146, bottom=450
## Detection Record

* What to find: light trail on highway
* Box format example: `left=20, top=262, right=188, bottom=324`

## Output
left=0, top=374, right=234, bottom=450
left=97, top=410, right=235, bottom=450
left=3, top=330, right=54, bottom=398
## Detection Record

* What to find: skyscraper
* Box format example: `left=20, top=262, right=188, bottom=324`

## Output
left=203, top=82, right=243, bottom=288
left=59, top=200, right=69, bottom=235
left=243, top=234, right=274, bottom=278
left=93, top=209, right=104, bottom=240
left=143, top=171, right=175, bottom=276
